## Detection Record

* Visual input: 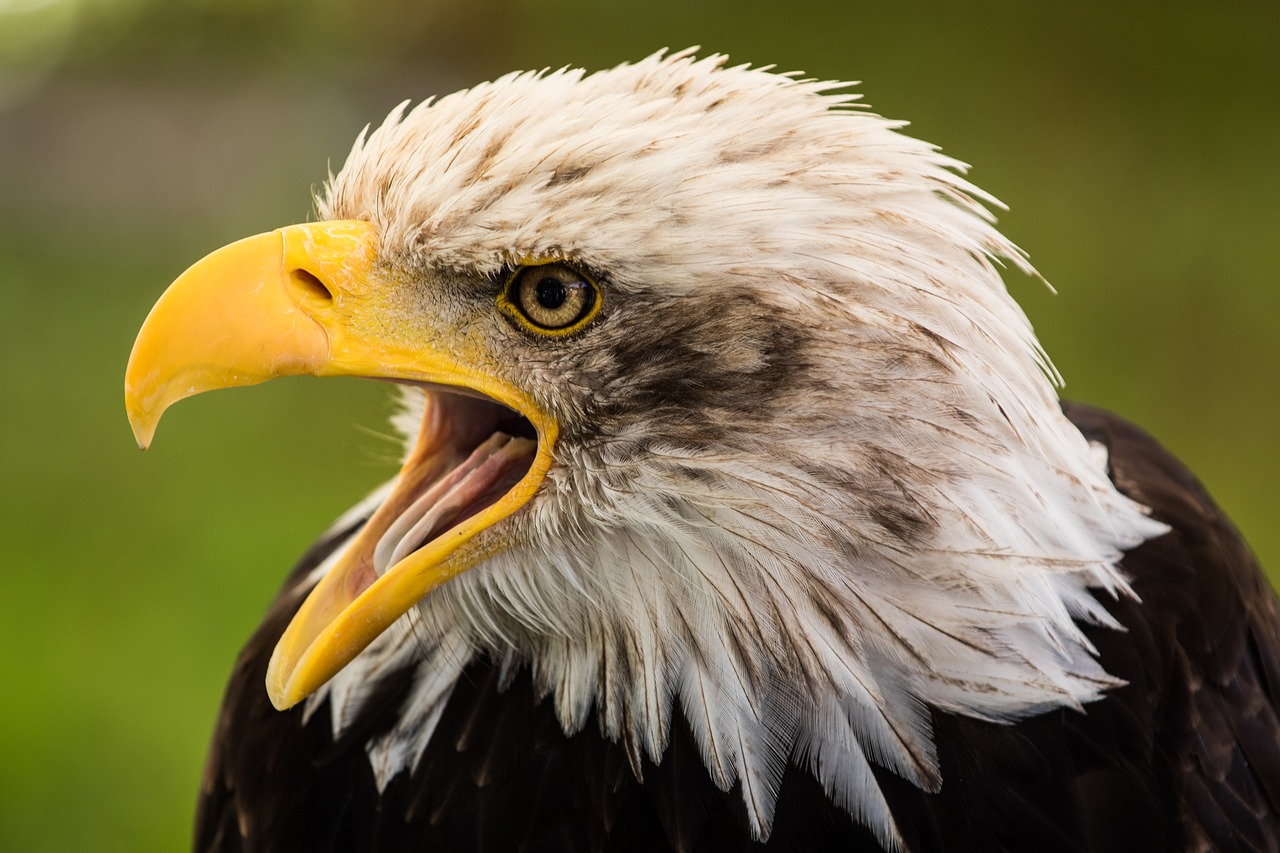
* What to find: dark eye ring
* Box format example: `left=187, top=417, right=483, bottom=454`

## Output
left=501, top=262, right=601, bottom=334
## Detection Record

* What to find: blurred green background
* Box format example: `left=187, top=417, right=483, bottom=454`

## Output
left=1, top=0, right=1276, bottom=850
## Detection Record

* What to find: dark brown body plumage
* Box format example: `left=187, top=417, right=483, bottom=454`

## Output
left=195, top=404, right=1280, bottom=852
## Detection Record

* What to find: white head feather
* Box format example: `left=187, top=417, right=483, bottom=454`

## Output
left=302, top=50, right=1166, bottom=849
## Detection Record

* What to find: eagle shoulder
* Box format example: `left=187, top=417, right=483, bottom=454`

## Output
left=1063, top=401, right=1280, bottom=851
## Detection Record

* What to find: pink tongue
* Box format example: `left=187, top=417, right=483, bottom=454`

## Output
left=373, top=432, right=537, bottom=576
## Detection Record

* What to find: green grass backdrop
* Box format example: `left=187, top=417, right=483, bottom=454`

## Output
left=2, top=1, right=1277, bottom=850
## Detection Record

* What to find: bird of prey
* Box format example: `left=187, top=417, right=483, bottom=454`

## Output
left=125, top=51, right=1279, bottom=852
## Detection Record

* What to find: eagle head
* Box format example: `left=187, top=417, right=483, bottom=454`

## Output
left=126, top=50, right=1164, bottom=846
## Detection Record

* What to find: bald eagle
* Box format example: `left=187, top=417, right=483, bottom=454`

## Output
left=126, top=51, right=1279, bottom=851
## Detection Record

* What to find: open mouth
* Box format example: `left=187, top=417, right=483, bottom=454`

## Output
left=263, top=384, right=551, bottom=709
left=345, top=390, right=539, bottom=603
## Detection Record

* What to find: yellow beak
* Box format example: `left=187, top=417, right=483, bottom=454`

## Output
left=126, top=221, right=556, bottom=710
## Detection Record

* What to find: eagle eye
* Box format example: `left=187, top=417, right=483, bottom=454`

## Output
left=500, top=262, right=600, bottom=334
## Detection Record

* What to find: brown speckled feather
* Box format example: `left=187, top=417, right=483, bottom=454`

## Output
left=194, top=403, right=1280, bottom=852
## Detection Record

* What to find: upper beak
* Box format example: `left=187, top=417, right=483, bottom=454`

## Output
left=126, top=221, right=556, bottom=710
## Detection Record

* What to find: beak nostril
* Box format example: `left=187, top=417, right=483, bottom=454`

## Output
left=290, top=269, right=334, bottom=304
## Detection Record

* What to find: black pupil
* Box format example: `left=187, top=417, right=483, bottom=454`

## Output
left=536, top=277, right=567, bottom=310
